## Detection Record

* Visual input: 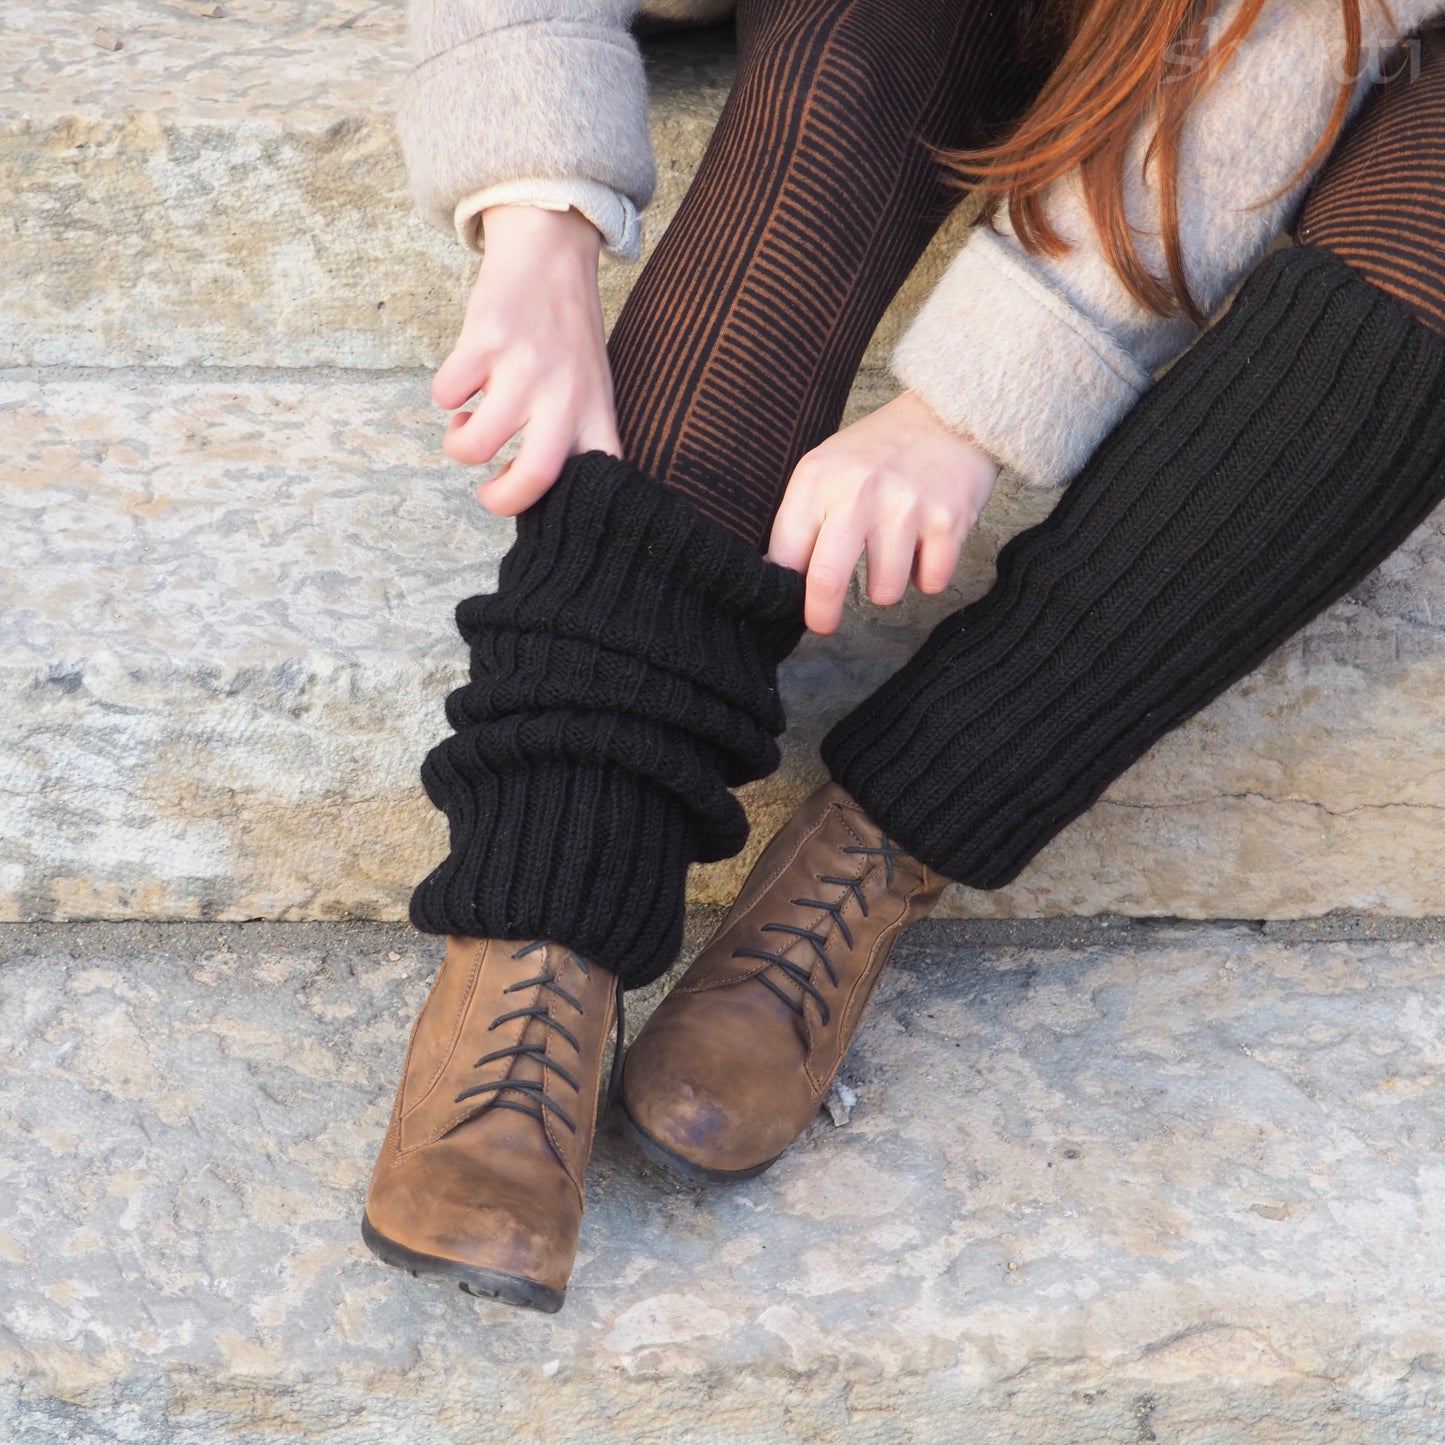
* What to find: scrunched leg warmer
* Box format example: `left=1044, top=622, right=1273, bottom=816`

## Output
left=822, top=245, right=1445, bottom=887
left=410, top=452, right=806, bottom=988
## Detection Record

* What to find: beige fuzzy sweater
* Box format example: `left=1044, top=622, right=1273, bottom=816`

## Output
left=400, top=0, right=1445, bottom=487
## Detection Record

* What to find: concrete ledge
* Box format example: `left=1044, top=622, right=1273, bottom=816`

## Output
left=4, top=3, right=734, bottom=367
left=3, top=920, right=1445, bottom=1441
left=3, top=4, right=968, bottom=375
left=6, top=367, right=1445, bottom=922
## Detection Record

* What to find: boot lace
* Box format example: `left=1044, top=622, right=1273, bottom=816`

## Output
left=729, top=835, right=908, bottom=1026
left=453, top=941, right=626, bottom=1134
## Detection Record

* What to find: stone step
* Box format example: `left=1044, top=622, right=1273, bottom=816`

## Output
left=4, top=919, right=1444, bottom=1441
left=5, top=367, right=1445, bottom=925
left=3, top=2, right=962, bottom=373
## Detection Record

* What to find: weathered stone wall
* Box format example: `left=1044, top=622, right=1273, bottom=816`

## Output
left=4, top=919, right=1445, bottom=1442
left=5, top=2, right=733, bottom=369
left=4, top=0, right=1445, bottom=924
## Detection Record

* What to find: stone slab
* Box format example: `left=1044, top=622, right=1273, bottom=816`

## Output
left=5, top=367, right=1445, bottom=923
left=2, top=2, right=728, bottom=368
left=4, top=919, right=1445, bottom=1442
left=1, top=3, right=970, bottom=372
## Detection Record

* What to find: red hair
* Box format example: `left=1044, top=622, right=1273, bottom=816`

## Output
left=946, top=0, right=1366, bottom=322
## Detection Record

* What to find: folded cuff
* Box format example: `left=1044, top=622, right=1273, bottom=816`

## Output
left=411, top=758, right=697, bottom=986
left=455, top=178, right=642, bottom=261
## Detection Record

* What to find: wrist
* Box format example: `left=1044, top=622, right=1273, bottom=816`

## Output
left=896, top=389, right=1001, bottom=488
left=480, top=205, right=603, bottom=267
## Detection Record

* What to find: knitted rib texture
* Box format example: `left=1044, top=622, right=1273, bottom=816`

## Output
left=411, top=452, right=806, bottom=986
left=822, top=245, right=1445, bottom=887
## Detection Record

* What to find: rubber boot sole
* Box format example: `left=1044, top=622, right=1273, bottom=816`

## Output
left=360, top=1214, right=564, bottom=1314
left=616, top=1099, right=781, bottom=1185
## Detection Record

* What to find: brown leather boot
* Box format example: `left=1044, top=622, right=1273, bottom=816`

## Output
left=619, top=782, right=946, bottom=1183
left=362, top=935, right=620, bottom=1313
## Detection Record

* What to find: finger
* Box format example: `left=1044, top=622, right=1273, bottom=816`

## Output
left=913, top=528, right=964, bottom=595
left=575, top=408, right=623, bottom=461
left=805, top=514, right=866, bottom=636
left=432, top=343, right=492, bottom=411
left=442, top=392, right=526, bottom=466
left=478, top=416, right=573, bottom=517
left=765, top=476, right=825, bottom=576
left=864, top=522, right=917, bottom=607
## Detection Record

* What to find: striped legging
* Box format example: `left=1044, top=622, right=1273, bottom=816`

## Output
left=609, top=0, right=1043, bottom=547
left=613, top=10, right=1445, bottom=555
left=1297, top=25, right=1445, bottom=336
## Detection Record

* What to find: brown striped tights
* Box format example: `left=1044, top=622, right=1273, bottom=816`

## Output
left=607, top=0, right=1041, bottom=548
left=1297, top=26, right=1445, bottom=335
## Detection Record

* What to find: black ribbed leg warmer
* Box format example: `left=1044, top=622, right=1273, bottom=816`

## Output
left=821, top=245, right=1445, bottom=887
left=410, top=453, right=805, bottom=986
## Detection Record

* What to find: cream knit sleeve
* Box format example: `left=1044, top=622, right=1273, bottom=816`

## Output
left=895, top=0, right=1445, bottom=488
left=400, top=1, right=656, bottom=254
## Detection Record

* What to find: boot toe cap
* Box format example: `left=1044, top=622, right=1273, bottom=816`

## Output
left=621, top=1008, right=802, bottom=1177
left=365, top=1132, right=579, bottom=1297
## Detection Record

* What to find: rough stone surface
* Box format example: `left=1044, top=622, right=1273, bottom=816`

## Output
left=6, top=367, right=1445, bottom=923
left=4, top=1, right=719, bottom=367
left=2, top=3, right=966, bottom=372
left=3, top=919, right=1445, bottom=1442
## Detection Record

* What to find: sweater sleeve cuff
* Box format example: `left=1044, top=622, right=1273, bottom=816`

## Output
left=454, top=178, right=643, bottom=262
left=397, top=20, right=656, bottom=248
left=893, top=229, right=1154, bottom=489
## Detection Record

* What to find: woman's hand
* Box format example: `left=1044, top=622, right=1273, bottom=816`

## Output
left=766, top=391, right=1001, bottom=634
left=434, top=205, right=622, bottom=517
